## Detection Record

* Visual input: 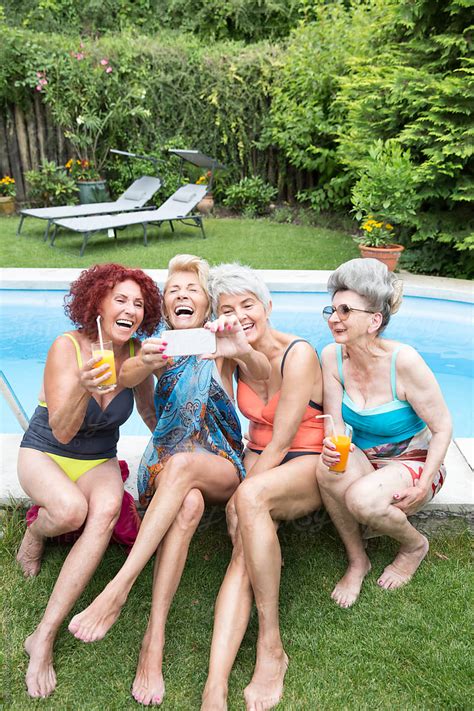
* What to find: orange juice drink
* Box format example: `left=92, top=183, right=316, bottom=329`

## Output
left=92, top=341, right=117, bottom=389
left=329, top=430, right=352, bottom=473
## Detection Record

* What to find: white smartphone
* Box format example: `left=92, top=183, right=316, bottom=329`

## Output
left=161, top=328, right=217, bottom=357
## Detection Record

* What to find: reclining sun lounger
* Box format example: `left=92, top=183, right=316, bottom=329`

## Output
left=52, top=183, right=208, bottom=255
left=51, top=150, right=225, bottom=255
left=17, top=175, right=162, bottom=242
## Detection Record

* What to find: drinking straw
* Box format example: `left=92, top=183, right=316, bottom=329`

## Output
left=96, top=315, right=104, bottom=351
left=316, top=414, right=337, bottom=439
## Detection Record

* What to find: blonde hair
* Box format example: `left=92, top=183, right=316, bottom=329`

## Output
left=327, top=258, right=403, bottom=334
left=163, top=254, right=211, bottom=324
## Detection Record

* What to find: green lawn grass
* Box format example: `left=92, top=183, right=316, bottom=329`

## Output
left=0, top=213, right=358, bottom=269
left=1, top=508, right=471, bottom=710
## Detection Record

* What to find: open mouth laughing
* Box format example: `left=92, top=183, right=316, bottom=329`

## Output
left=116, top=319, right=134, bottom=331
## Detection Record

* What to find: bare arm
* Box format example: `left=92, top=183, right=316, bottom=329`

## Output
left=204, top=315, right=270, bottom=381
left=394, top=346, right=452, bottom=506
left=119, top=337, right=168, bottom=387
left=319, top=344, right=347, bottom=468
left=247, top=342, right=321, bottom=476
left=45, top=335, right=112, bottom=444
left=133, top=374, right=157, bottom=433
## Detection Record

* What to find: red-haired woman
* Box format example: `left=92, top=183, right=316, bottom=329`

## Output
left=16, top=263, right=162, bottom=699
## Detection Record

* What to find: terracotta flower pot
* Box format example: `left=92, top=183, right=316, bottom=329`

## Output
left=196, top=194, right=214, bottom=215
left=0, top=196, right=16, bottom=215
left=358, top=243, right=405, bottom=271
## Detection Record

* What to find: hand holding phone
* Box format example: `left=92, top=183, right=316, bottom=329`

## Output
left=161, top=328, right=217, bottom=357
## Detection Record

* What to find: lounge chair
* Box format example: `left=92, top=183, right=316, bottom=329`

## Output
left=50, top=149, right=225, bottom=256
left=17, top=175, right=162, bottom=242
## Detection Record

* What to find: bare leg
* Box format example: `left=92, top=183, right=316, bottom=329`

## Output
left=132, top=489, right=205, bottom=707
left=69, top=451, right=238, bottom=642
left=22, top=458, right=122, bottom=698
left=344, top=462, right=431, bottom=590
left=316, top=450, right=374, bottom=608
left=201, top=534, right=253, bottom=711
left=235, top=457, right=321, bottom=711
left=16, top=449, right=89, bottom=577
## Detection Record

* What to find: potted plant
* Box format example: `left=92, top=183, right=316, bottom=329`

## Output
left=65, top=158, right=108, bottom=204
left=195, top=171, right=214, bottom=214
left=355, top=216, right=404, bottom=271
left=0, top=175, right=16, bottom=215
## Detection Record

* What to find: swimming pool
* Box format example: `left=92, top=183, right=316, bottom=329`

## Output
left=1, top=290, right=473, bottom=437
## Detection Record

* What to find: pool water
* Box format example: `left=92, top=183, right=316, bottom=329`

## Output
left=1, top=290, right=473, bottom=437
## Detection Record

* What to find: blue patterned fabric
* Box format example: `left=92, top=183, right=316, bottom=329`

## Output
left=137, top=355, right=244, bottom=507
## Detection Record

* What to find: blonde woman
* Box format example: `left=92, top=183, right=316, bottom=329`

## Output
left=67, top=255, right=270, bottom=706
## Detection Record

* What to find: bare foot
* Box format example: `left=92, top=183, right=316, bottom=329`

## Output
left=201, top=680, right=228, bottom=711
left=16, top=528, right=44, bottom=577
left=131, top=639, right=165, bottom=706
left=244, top=649, right=288, bottom=711
left=377, top=535, right=429, bottom=590
left=24, top=629, right=56, bottom=698
left=68, top=582, right=128, bottom=642
left=331, top=556, right=372, bottom=608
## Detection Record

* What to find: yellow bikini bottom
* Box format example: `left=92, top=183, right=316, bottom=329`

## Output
left=45, top=452, right=108, bottom=482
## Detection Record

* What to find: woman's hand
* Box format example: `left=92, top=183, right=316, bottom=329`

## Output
left=203, top=315, right=251, bottom=360
left=320, top=436, right=340, bottom=469
left=79, top=356, right=116, bottom=394
left=392, top=480, right=428, bottom=515
left=140, top=337, right=170, bottom=370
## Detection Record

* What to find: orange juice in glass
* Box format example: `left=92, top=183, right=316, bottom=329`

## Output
left=329, top=425, right=352, bottom=473
left=92, top=340, right=117, bottom=390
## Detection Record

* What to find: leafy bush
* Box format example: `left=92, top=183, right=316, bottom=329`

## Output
left=24, top=161, right=78, bottom=207
left=1, top=0, right=301, bottom=42
left=261, top=1, right=384, bottom=213
left=351, top=140, right=421, bottom=228
left=337, top=0, right=473, bottom=268
left=223, top=176, right=277, bottom=216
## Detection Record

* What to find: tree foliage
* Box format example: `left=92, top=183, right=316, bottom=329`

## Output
left=1, top=0, right=472, bottom=276
left=1, top=0, right=302, bottom=42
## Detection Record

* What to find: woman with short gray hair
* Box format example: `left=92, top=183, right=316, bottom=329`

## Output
left=316, top=258, right=451, bottom=608
left=202, top=263, right=324, bottom=711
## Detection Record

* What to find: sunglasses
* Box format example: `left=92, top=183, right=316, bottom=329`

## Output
left=322, top=304, right=376, bottom=321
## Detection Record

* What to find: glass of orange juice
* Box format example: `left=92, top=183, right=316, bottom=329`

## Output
left=92, top=340, right=117, bottom=390
left=329, top=424, right=353, bottom=473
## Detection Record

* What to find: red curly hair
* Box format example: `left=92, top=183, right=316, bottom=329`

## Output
left=64, top=264, right=162, bottom=338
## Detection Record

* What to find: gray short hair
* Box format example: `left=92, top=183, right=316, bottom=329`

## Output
left=208, top=263, right=271, bottom=315
left=327, top=258, right=403, bottom=333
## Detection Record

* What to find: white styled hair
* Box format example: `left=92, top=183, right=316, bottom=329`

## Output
left=327, top=258, right=403, bottom=333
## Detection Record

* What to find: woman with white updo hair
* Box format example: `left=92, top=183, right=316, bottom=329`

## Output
left=316, top=258, right=451, bottom=608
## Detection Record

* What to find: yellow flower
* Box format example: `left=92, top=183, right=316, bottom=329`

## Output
left=386, top=223, right=393, bottom=230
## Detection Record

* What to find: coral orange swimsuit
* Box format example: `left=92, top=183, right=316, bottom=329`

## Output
left=237, top=339, right=324, bottom=462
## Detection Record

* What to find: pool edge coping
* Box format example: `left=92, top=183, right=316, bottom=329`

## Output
left=1, top=267, right=473, bottom=303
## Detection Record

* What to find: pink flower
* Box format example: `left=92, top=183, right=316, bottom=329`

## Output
left=100, top=58, right=109, bottom=66
left=105, top=66, right=113, bottom=73
left=36, top=71, right=43, bottom=78
left=39, top=78, right=47, bottom=86
left=35, top=85, right=43, bottom=92
left=75, top=53, right=84, bottom=61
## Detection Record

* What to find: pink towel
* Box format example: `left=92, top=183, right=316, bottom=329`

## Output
left=26, top=460, right=140, bottom=553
